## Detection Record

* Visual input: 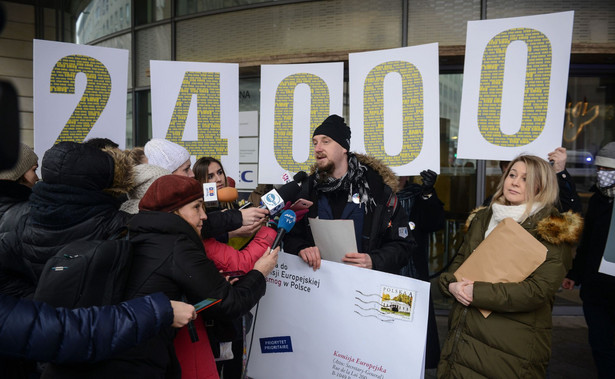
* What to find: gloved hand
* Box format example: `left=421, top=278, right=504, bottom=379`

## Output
left=281, top=201, right=309, bottom=222
left=420, top=169, right=437, bottom=196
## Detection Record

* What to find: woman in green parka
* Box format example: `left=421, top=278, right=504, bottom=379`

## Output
left=437, top=155, right=583, bottom=379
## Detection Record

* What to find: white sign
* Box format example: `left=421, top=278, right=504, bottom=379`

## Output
left=150, top=60, right=239, bottom=177
left=237, top=163, right=258, bottom=190
left=349, top=44, right=441, bottom=175
left=599, top=205, right=615, bottom=277
left=259, top=63, right=344, bottom=184
left=33, top=39, right=129, bottom=158
left=240, top=137, right=259, bottom=162
left=457, top=11, right=574, bottom=160
left=239, top=110, right=259, bottom=137
left=247, top=253, right=430, bottom=379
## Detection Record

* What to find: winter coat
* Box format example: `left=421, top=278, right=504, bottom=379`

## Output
left=566, top=186, right=615, bottom=303
left=45, top=211, right=266, bottom=378
left=397, top=182, right=445, bottom=280
left=203, top=225, right=276, bottom=274
left=0, top=180, right=31, bottom=233
left=284, top=153, right=414, bottom=273
left=1, top=292, right=173, bottom=377
left=15, top=142, right=133, bottom=277
left=0, top=181, right=36, bottom=297
left=438, top=205, right=582, bottom=379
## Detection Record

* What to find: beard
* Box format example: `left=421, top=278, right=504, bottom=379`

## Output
left=316, top=161, right=336, bottom=184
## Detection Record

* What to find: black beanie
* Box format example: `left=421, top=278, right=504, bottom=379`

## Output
left=312, top=115, right=351, bottom=151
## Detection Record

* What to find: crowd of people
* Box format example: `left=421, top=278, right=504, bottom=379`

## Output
left=0, top=113, right=613, bottom=378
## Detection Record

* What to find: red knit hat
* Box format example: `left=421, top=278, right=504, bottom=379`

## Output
left=139, top=175, right=203, bottom=212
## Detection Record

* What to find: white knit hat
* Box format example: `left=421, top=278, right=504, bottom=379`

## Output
left=120, top=164, right=171, bottom=214
left=144, top=139, right=190, bottom=173
left=595, top=142, right=615, bottom=169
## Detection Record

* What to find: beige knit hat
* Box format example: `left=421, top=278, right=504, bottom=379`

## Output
left=0, top=143, right=38, bottom=181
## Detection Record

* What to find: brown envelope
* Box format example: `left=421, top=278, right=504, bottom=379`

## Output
left=454, top=217, right=547, bottom=318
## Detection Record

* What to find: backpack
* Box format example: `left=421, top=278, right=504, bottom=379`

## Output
left=33, top=230, right=133, bottom=308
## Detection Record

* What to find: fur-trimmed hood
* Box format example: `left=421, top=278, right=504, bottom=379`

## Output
left=102, top=147, right=135, bottom=196
left=309, top=152, right=400, bottom=192
left=464, top=205, right=583, bottom=246
left=40, top=142, right=134, bottom=195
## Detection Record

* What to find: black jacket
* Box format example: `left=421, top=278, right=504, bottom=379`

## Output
left=284, top=154, right=414, bottom=274
left=14, top=142, right=132, bottom=277
left=0, top=180, right=36, bottom=297
left=567, top=186, right=615, bottom=302
left=46, top=211, right=266, bottom=378
left=0, top=180, right=31, bottom=233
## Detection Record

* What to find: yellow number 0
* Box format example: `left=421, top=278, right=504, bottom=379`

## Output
left=273, top=73, right=330, bottom=172
left=363, top=61, right=424, bottom=166
left=478, top=28, right=552, bottom=146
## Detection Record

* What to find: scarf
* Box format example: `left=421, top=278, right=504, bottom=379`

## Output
left=485, top=202, right=543, bottom=238
left=597, top=170, right=615, bottom=198
left=314, top=153, right=376, bottom=212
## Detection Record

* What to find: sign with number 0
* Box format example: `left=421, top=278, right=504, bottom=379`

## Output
left=456, top=11, right=574, bottom=160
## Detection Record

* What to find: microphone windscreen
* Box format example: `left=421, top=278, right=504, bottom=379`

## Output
left=277, top=210, right=296, bottom=233
left=217, top=187, right=238, bottom=202
left=293, top=171, right=308, bottom=183
left=276, top=181, right=301, bottom=203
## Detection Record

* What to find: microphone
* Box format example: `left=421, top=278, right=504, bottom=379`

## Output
left=217, top=187, right=238, bottom=202
left=202, top=183, right=218, bottom=207
left=259, top=171, right=308, bottom=215
left=271, top=210, right=296, bottom=250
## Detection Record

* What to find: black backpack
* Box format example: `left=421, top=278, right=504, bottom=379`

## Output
left=33, top=230, right=133, bottom=308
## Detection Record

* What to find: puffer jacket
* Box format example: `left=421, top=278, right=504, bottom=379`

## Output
left=16, top=142, right=133, bottom=276
left=0, top=180, right=36, bottom=297
left=44, top=211, right=266, bottom=378
left=0, top=292, right=173, bottom=377
left=438, top=205, right=582, bottom=379
left=203, top=225, right=276, bottom=274
left=0, top=180, right=31, bottom=233
left=284, top=153, right=414, bottom=273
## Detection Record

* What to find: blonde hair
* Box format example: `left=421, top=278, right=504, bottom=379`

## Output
left=491, top=154, right=558, bottom=215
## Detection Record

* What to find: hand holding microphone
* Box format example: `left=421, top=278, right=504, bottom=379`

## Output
left=253, top=210, right=296, bottom=277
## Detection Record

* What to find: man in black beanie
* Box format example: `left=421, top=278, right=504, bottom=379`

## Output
left=284, top=115, right=414, bottom=274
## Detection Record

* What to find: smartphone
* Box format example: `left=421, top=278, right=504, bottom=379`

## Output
left=221, top=270, right=245, bottom=280
left=238, top=201, right=253, bottom=210
left=194, top=298, right=221, bottom=313
left=290, top=198, right=313, bottom=211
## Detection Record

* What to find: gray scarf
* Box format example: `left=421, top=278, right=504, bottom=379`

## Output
left=314, top=153, right=376, bottom=212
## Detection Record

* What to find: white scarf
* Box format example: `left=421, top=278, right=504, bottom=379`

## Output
left=485, top=202, right=543, bottom=238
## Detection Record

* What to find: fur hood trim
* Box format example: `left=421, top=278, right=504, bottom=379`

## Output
left=536, top=210, right=583, bottom=245
left=308, top=153, right=400, bottom=192
left=464, top=206, right=487, bottom=231
left=464, top=206, right=583, bottom=245
left=102, top=147, right=134, bottom=196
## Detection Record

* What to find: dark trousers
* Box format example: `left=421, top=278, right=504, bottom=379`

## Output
left=583, top=300, right=615, bottom=378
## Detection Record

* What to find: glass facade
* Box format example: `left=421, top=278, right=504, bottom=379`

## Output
left=40, top=0, right=615, bottom=284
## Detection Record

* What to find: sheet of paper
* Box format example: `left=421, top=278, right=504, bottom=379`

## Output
left=308, top=218, right=357, bottom=263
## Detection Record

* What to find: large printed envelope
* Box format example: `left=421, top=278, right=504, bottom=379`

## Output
left=454, top=217, right=547, bottom=317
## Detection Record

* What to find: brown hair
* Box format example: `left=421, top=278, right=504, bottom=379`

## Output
left=193, top=156, right=227, bottom=186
